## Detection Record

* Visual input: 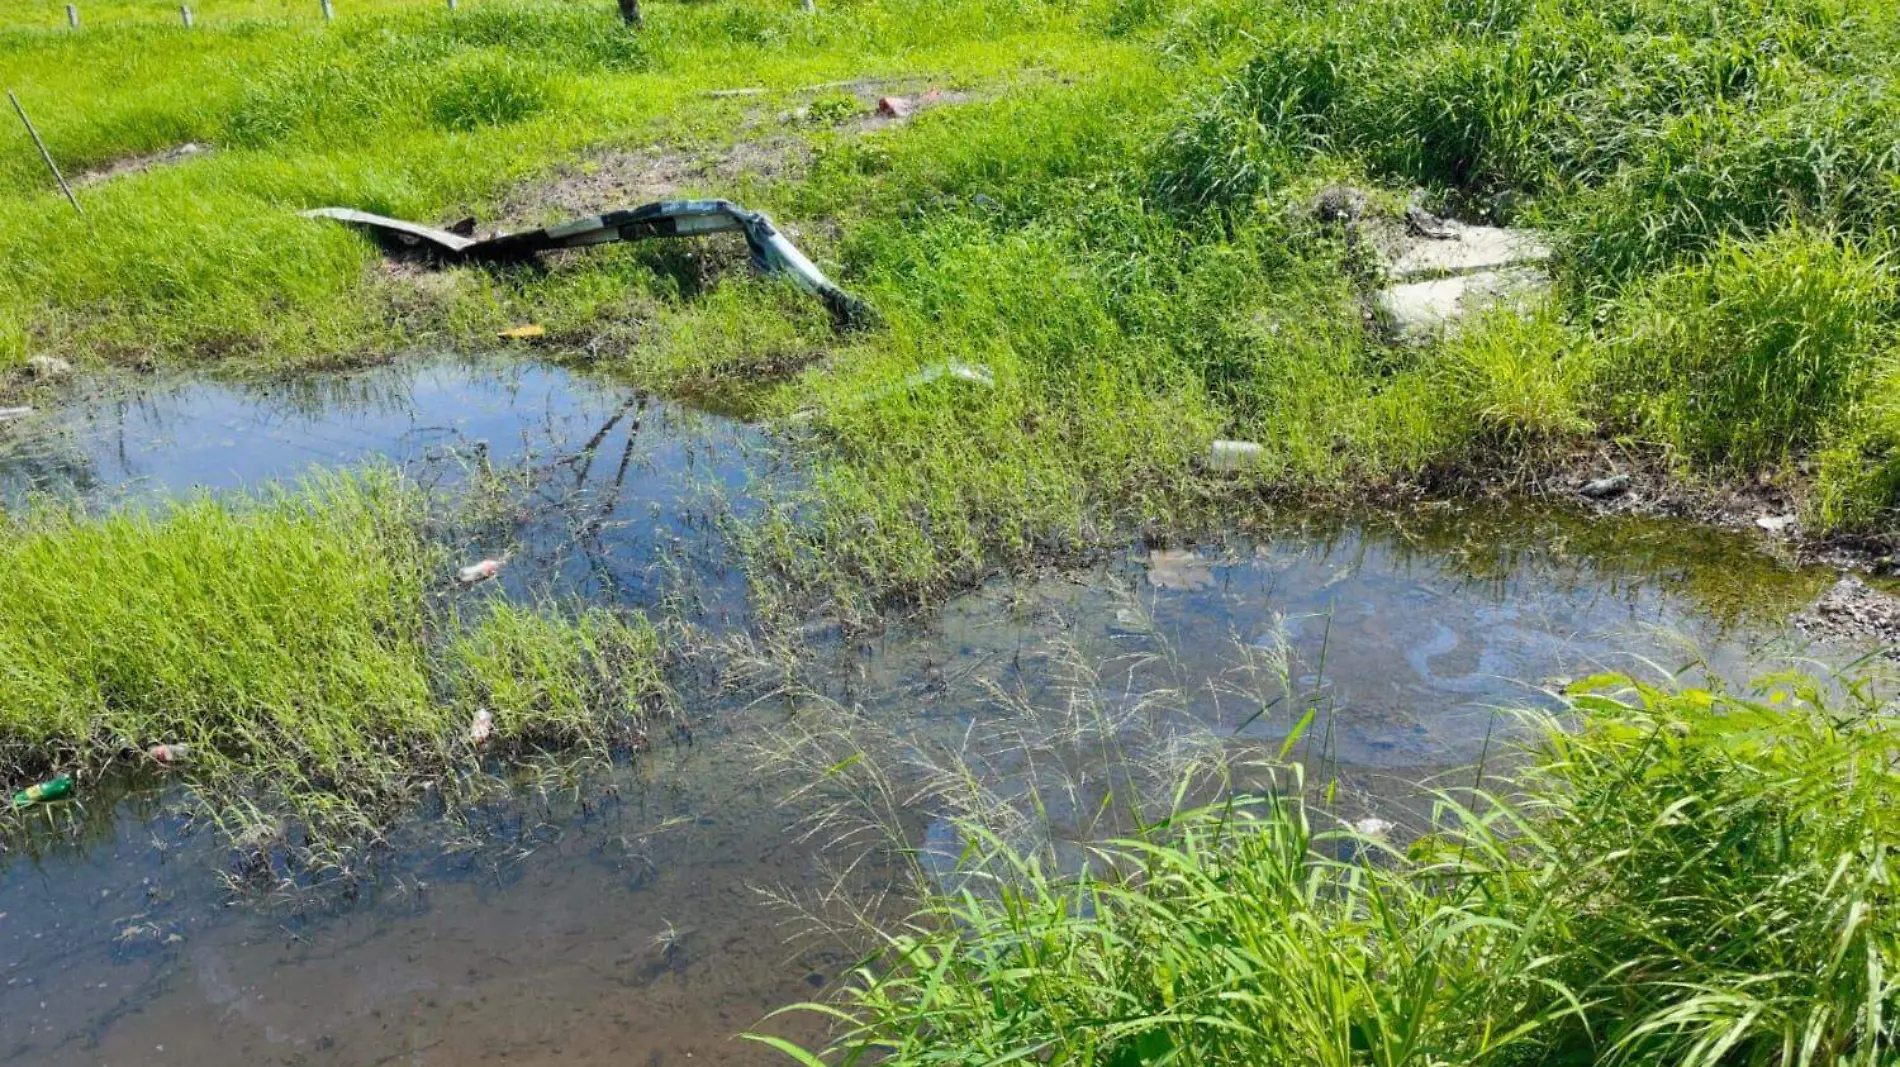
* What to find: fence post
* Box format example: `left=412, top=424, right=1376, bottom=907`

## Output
left=447, top=0, right=457, bottom=10
left=320, top=0, right=334, bottom=19
left=180, top=4, right=193, bottom=26
left=7, top=90, right=82, bottom=217
left=65, top=5, right=78, bottom=29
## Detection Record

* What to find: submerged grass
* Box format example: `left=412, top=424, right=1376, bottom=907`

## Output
left=0, top=470, right=670, bottom=853
left=761, top=670, right=1900, bottom=1066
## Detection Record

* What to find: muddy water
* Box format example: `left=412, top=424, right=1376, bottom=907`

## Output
left=0, top=357, right=1876, bottom=1066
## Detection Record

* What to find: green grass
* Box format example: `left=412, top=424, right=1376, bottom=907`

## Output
left=7, top=0, right=1900, bottom=607
left=761, top=671, right=1900, bottom=1066
left=0, top=471, right=669, bottom=851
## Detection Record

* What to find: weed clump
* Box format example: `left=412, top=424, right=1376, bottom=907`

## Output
left=0, top=471, right=669, bottom=850
left=763, top=672, right=1900, bottom=1066
left=1602, top=229, right=1894, bottom=470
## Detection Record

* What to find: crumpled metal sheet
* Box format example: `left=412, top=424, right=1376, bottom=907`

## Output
left=304, top=198, right=872, bottom=327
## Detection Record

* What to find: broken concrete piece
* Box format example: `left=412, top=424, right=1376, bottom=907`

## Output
left=1385, top=223, right=1552, bottom=281
left=1376, top=267, right=1547, bottom=341
left=1207, top=439, right=1264, bottom=472
left=1580, top=473, right=1632, bottom=499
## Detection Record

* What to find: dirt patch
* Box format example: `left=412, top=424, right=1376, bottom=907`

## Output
left=1796, top=574, right=1900, bottom=650
left=493, top=138, right=814, bottom=227
left=74, top=142, right=211, bottom=187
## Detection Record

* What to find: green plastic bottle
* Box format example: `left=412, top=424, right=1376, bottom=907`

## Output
left=12, top=773, right=72, bottom=809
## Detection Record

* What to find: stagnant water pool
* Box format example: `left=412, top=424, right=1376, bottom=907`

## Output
left=0, top=356, right=1879, bottom=1066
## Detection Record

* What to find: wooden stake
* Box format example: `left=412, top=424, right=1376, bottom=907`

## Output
left=7, top=90, right=81, bottom=216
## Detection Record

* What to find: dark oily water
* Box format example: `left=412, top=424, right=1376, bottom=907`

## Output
left=0, top=357, right=773, bottom=620
left=0, top=359, right=1883, bottom=1066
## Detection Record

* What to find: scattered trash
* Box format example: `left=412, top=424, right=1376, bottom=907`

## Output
left=1755, top=513, right=1798, bottom=535
left=1579, top=473, right=1632, bottom=500
left=875, top=95, right=914, bottom=118
left=903, top=361, right=993, bottom=390
left=0, top=406, right=32, bottom=422
left=791, top=361, right=995, bottom=420
left=1352, top=816, right=1396, bottom=839
left=12, top=773, right=72, bottom=809
left=497, top=324, right=546, bottom=340
left=1146, top=548, right=1215, bottom=592
left=1207, top=439, right=1264, bottom=472
left=146, top=743, right=192, bottom=764
left=24, top=354, right=73, bottom=381
left=305, top=198, right=874, bottom=327
left=1403, top=191, right=1457, bottom=240
left=457, top=558, right=502, bottom=585
left=468, top=709, right=495, bottom=746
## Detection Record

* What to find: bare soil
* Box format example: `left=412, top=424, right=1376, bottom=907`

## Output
left=72, top=142, right=211, bottom=187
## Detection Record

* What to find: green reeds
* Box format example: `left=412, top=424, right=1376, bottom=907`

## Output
left=0, top=470, right=670, bottom=850
left=757, top=671, right=1900, bottom=1067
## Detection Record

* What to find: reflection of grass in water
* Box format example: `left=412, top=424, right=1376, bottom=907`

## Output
left=758, top=663, right=1900, bottom=1067
left=0, top=470, right=670, bottom=868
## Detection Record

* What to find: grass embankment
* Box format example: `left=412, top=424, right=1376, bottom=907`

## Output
left=0, top=472, right=667, bottom=851
left=0, top=0, right=1104, bottom=366
left=7, top=0, right=1900, bottom=612
left=767, top=674, right=1899, bottom=1066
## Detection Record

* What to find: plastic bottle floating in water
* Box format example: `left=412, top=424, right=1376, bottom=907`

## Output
left=12, top=773, right=73, bottom=809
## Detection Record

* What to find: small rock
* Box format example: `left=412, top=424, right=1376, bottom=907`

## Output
left=1309, top=184, right=1369, bottom=224
left=1755, top=513, right=1798, bottom=535
left=1579, top=474, right=1632, bottom=500
left=1796, top=574, right=1900, bottom=652
left=25, top=355, right=73, bottom=381
left=468, top=709, right=494, bottom=746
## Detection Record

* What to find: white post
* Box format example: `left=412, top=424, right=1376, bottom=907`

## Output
left=320, top=0, right=334, bottom=19
left=447, top=0, right=457, bottom=9
left=180, top=4, right=193, bottom=26
left=65, top=4, right=78, bottom=28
